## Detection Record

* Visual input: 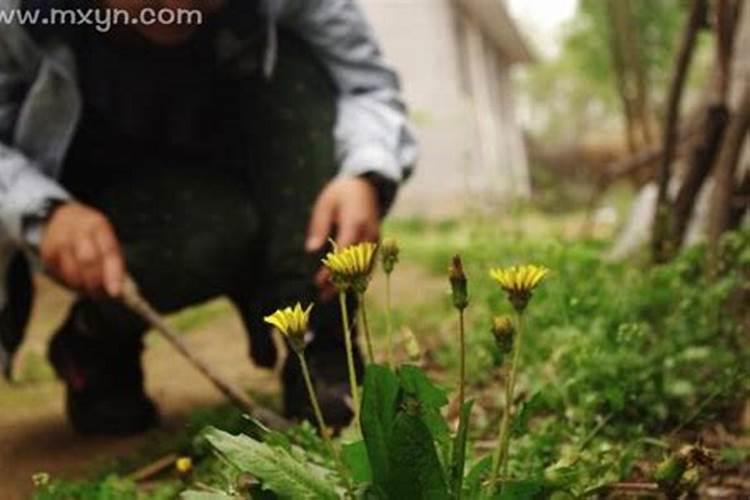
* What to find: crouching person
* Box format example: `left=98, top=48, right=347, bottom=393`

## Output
left=0, top=0, right=416, bottom=435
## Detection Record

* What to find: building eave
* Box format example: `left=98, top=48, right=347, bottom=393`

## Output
left=455, top=0, right=535, bottom=64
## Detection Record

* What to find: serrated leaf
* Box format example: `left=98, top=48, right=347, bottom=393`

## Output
left=361, top=363, right=401, bottom=494
left=399, top=365, right=449, bottom=408
left=450, top=399, right=474, bottom=498
left=399, top=365, right=451, bottom=445
left=386, top=412, right=450, bottom=499
left=205, top=428, right=338, bottom=499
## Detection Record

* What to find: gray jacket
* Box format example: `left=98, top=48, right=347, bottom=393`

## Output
left=0, top=0, right=417, bottom=376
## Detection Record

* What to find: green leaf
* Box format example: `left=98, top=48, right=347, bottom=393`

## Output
left=494, top=480, right=555, bottom=500
left=361, top=364, right=401, bottom=493
left=510, top=392, right=545, bottom=437
left=205, top=428, right=339, bottom=500
left=450, top=400, right=474, bottom=498
left=342, top=440, right=372, bottom=483
left=399, top=365, right=451, bottom=446
left=399, top=365, right=449, bottom=408
left=464, top=456, right=492, bottom=499
left=386, top=412, right=450, bottom=499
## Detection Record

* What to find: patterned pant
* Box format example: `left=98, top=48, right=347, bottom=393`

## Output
left=51, top=33, right=354, bottom=380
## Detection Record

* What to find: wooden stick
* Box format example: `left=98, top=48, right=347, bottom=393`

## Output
left=126, top=453, right=178, bottom=482
left=120, top=276, right=290, bottom=430
left=584, top=481, right=662, bottom=497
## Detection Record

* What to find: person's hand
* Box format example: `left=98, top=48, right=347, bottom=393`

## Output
left=40, top=202, right=125, bottom=298
left=306, top=176, right=380, bottom=300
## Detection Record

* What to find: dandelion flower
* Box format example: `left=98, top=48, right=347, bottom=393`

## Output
left=322, top=241, right=378, bottom=292
left=489, top=264, right=550, bottom=312
left=264, top=303, right=313, bottom=353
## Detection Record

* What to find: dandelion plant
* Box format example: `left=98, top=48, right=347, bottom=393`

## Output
left=264, top=303, right=353, bottom=494
left=487, top=264, right=550, bottom=490
left=449, top=255, right=469, bottom=411
left=322, top=241, right=378, bottom=429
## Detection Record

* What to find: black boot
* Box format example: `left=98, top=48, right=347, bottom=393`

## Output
left=282, top=295, right=364, bottom=431
left=48, top=303, right=159, bottom=436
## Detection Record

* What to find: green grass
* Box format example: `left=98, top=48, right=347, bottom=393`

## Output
left=34, top=217, right=750, bottom=498
left=384, top=219, right=747, bottom=487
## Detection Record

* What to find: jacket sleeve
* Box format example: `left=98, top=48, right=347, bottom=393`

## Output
left=272, top=0, right=418, bottom=183
left=0, top=29, right=71, bottom=247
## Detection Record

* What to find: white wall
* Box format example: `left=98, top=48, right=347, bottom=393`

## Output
left=359, top=0, right=529, bottom=216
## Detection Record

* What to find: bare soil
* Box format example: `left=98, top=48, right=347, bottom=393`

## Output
left=0, top=276, right=278, bottom=500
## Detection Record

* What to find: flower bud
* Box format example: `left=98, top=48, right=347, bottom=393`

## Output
left=381, top=238, right=400, bottom=275
left=449, top=255, right=469, bottom=311
left=176, top=456, right=193, bottom=476
left=491, top=315, right=515, bottom=354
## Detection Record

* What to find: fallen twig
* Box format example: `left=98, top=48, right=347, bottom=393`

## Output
left=121, top=276, right=290, bottom=430
left=583, top=481, right=662, bottom=497
left=126, top=453, right=178, bottom=483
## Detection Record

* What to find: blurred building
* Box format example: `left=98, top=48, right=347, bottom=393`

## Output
left=361, top=0, right=533, bottom=216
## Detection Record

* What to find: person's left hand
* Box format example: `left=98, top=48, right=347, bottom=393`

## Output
left=306, top=176, right=380, bottom=300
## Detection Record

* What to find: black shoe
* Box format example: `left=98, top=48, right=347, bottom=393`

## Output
left=48, top=314, right=159, bottom=436
left=65, top=389, right=159, bottom=436
left=282, top=341, right=365, bottom=431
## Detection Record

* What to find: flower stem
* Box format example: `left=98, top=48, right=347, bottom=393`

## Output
left=297, top=352, right=353, bottom=496
left=358, top=291, right=375, bottom=364
left=489, top=312, right=525, bottom=491
left=458, top=308, right=466, bottom=410
left=339, top=291, right=361, bottom=430
left=385, top=273, right=394, bottom=368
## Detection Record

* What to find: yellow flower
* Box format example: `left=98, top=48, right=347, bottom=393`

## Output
left=322, top=242, right=378, bottom=292
left=264, top=303, right=314, bottom=353
left=489, top=264, right=550, bottom=312
left=175, top=456, right=193, bottom=475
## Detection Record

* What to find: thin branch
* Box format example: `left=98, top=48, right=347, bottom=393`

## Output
left=652, top=0, right=707, bottom=262
left=120, top=276, right=290, bottom=430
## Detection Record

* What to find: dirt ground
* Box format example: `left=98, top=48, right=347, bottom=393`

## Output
left=0, top=276, right=279, bottom=500
left=0, top=265, right=444, bottom=499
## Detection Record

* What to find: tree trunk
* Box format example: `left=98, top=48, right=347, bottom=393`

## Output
left=708, top=86, right=750, bottom=267
left=607, top=0, right=639, bottom=152
left=670, top=0, right=739, bottom=250
left=670, top=105, right=729, bottom=248
left=652, top=0, right=707, bottom=262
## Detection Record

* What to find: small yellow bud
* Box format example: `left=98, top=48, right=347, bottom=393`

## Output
left=175, top=457, right=193, bottom=475
left=491, top=315, right=515, bottom=354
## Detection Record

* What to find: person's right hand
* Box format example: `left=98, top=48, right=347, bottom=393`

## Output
left=40, top=202, right=125, bottom=298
